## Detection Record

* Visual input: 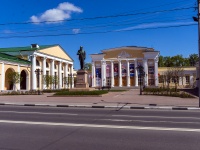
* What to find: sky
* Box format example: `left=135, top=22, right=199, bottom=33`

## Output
left=0, top=0, right=197, bottom=70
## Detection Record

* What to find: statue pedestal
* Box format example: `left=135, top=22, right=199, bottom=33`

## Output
left=75, top=70, right=89, bottom=88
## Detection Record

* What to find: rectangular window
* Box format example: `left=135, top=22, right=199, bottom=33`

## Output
left=186, top=76, right=190, bottom=84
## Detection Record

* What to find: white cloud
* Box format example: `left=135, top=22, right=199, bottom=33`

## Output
left=72, top=28, right=80, bottom=34
left=30, top=2, right=83, bottom=24
left=116, top=22, right=195, bottom=31
left=3, top=30, right=13, bottom=34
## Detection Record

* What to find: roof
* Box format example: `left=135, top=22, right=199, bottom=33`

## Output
left=0, top=44, right=57, bottom=52
left=0, top=53, right=31, bottom=64
left=101, top=46, right=155, bottom=53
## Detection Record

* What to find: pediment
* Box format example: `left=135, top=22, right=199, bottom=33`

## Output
left=38, top=45, right=72, bottom=61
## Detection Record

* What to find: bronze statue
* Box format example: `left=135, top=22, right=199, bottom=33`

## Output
left=77, top=46, right=86, bottom=70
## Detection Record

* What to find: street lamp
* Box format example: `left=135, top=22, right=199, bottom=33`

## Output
left=136, top=65, right=145, bottom=95
left=193, top=1, right=200, bottom=107
left=35, top=69, right=43, bottom=95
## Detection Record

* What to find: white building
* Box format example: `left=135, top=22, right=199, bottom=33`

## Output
left=0, top=44, right=74, bottom=91
left=90, top=46, right=160, bottom=87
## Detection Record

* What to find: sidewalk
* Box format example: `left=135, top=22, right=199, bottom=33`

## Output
left=0, top=89, right=199, bottom=110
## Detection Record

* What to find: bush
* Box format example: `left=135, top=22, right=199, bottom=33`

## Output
left=143, top=87, right=194, bottom=98
left=54, top=90, right=108, bottom=96
left=43, top=89, right=69, bottom=93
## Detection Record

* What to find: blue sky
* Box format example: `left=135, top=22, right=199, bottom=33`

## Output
left=0, top=0, right=197, bottom=69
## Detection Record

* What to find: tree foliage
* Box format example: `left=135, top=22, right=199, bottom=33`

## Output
left=7, top=72, right=22, bottom=90
left=158, top=54, right=199, bottom=67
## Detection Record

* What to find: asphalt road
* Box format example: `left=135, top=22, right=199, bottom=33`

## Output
left=0, top=106, right=199, bottom=150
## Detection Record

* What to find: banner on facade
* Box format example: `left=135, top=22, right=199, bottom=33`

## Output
left=114, top=64, right=118, bottom=77
left=130, top=64, right=135, bottom=77
left=122, top=63, right=127, bottom=77
left=106, top=64, right=111, bottom=77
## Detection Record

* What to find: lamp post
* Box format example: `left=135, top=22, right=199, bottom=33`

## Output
left=137, top=65, right=145, bottom=95
left=193, top=0, right=200, bottom=107
left=35, top=69, right=43, bottom=95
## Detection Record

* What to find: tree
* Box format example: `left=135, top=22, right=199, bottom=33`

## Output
left=158, top=55, right=165, bottom=67
left=84, top=63, right=92, bottom=71
left=43, top=75, right=53, bottom=89
left=188, top=54, right=199, bottom=66
left=171, top=55, right=184, bottom=67
left=7, top=72, right=22, bottom=91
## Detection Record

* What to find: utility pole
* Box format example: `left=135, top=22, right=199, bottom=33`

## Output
left=193, top=0, right=200, bottom=107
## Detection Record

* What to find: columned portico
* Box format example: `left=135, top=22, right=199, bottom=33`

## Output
left=90, top=46, right=159, bottom=88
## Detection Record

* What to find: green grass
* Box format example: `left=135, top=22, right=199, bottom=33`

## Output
left=54, top=90, right=108, bottom=96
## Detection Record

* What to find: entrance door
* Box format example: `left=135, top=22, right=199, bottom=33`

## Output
left=114, top=77, right=119, bottom=86
left=122, top=77, right=126, bottom=86
left=20, top=70, right=27, bottom=90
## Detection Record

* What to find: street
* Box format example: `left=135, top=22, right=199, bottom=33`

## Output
left=0, top=106, right=199, bottom=150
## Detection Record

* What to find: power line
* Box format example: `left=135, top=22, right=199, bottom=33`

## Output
left=0, top=6, right=194, bottom=25
left=1, top=17, right=193, bottom=35
left=0, top=23, right=196, bottom=39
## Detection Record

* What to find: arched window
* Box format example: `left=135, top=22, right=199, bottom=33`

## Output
left=46, top=62, right=49, bottom=68
left=36, top=60, right=40, bottom=66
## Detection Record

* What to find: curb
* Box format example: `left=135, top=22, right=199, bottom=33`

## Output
left=0, top=102, right=199, bottom=111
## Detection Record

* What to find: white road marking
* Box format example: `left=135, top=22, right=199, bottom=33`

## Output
left=99, top=119, right=200, bottom=124
left=0, top=120, right=200, bottom=132
left=0, top=111, right=77, bottom=116
left=112, top=115, right=200, bottom=120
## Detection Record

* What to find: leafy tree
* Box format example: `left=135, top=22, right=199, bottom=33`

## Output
left=158, top=56, right=165, bottom=67
left=84, top=63, right=92, bottom=71
left=188, top=54, right=199, bottom=66
left=171, top=55, right=184, bottom=67
left=42, top=75, right=59, bottom=89
left=7, top=72, right=22, bottom=91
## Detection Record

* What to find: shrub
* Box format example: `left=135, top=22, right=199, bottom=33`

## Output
left=54, top=90, right=108, bottom=96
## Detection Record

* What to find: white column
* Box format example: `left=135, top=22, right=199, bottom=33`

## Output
left=50, top=59, right=55, bottom=89
left=1, top=63, right=5, bottom=90
left=42, top=57, right=46, bottom=90
left=92, top=61, right=96, bottom=87
left=111, top=61, right=114, bottom=87
left=143, top=59, right=148, bottom=86
left=71, top=64, right=74, bottom=88
left=17, top=65, right=20, bottom=90
left=101, top=61, right=106, bottom=87
left=31, top=54, right=37, bottom=90
left=154, top=57, right=159, bottom=86
left=64, top=63, right=68, bottom=88
left=118, top=60, right=122, bottom=87
left=135, top=59, right=138, bottom=87
left=126, top=60, right=130, bottom=87
left=58, top=62, right=62, bottom=89
left=190, top=75, right=194, bottom=87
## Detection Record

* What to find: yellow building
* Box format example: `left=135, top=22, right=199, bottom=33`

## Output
left=158, top=67, right=196, bottom=88
left=90, top=46, right=160, bottom=87
left=0, top=44, right=74, bottom=91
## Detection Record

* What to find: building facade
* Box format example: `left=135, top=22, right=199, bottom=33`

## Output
left=90, top=46, right=160, bottom=87
left=0, top=44, right=74, bottom=91
left=158, top=67, right=196, bottom=88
